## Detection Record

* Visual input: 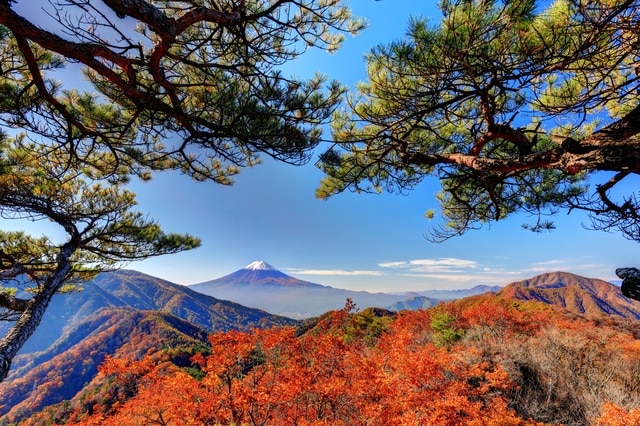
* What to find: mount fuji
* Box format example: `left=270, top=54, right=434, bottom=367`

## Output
left=189, top=261, right=430, bottom=318
left=200, top=260, right=327, bottom=289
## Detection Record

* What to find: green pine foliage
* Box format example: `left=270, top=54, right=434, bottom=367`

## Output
left=318, top=0, right=640, bottom=243
left=0, top=0, right=366, bottom=383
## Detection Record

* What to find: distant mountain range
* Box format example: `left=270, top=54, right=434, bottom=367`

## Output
left=188, top=262, right=640, bottom=324
left=189, top=261, right=500, bottom=318
left=417, top=284, right=504, bottom=300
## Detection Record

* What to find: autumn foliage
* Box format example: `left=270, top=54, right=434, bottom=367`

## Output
left=23, top=298, right=640, bottom=426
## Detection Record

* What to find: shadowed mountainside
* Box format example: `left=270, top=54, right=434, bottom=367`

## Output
left=1, top=269, right=298, bottom=354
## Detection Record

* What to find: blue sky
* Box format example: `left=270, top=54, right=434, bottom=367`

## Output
left=9, top=1, right=640, bottom=292
left=128, top=0, right=639, bottom=291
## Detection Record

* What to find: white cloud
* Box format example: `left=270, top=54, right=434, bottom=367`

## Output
left=399, top=273, right=480, bottom=282
left=379, top=257, right=478, bottom=273
left=409, top=258, right=478, bottom=271
left=374, top=257, right=531, bottom=287
left=377, top=261, right=408, bottom=269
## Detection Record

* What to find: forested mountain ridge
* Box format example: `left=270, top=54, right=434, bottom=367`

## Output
left=86, top=270, right=298, bottom=330
left=499, top=271, right=640, bottom=320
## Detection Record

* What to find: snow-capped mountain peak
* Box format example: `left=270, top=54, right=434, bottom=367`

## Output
left=244, top=260, right=278, bottom=271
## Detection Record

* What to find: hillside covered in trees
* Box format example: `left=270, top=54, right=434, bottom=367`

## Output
left=0, top=270, right=298, bottom=421
left=10, top=292, right=640, bottom=426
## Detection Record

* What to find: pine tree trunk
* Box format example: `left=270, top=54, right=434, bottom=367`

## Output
left=0, top=247, right=73, bottom=382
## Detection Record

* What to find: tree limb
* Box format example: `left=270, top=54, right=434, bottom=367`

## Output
left=0, top=292, right=29, bottom=313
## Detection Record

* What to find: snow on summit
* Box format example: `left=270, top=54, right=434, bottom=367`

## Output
left=244, top=261, right=278, bottom=271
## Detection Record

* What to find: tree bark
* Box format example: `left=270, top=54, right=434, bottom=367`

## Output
left=0, top=292, right=29, bottom=313
left=400, top=102, right=640, bottom=176
left=403, top=134, right=640, bottom=176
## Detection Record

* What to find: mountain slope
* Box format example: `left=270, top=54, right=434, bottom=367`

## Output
left=201, top=260, right=328, bottom=290
left=0, top=308, right=210, bottom=421
left=88, top=269, right=297, bottom=329
left=23, top=290, right=640, bottom=426
left=6, top=269, right=297, bottom=371
left=6, top=269, right=639, bottom=423
left=189, top=261, right=420, bottom=318
left=2, top=269, right=297, bottom=355
left=498, top=271, right=640, bottom=319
